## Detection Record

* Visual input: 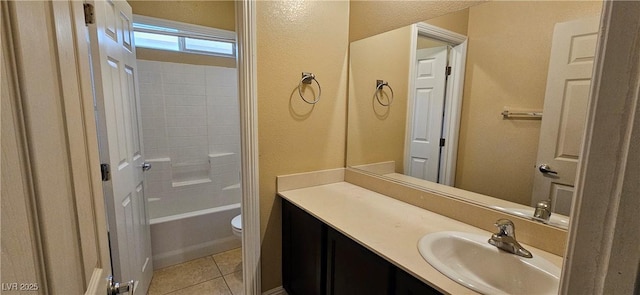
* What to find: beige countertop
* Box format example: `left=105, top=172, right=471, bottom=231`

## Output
left=278, top=181, right=563, bottom=295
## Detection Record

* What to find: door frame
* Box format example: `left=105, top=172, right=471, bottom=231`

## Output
left=2, top=0, right=260, bottom=294
left=404, top=23, right=467, bottom=186
left=3, top=0, right=639, bottom=294
left=236, top=1, right=262, bottom=294
left=2, top=1, right=111, bottom=292
left=560, top=0, right=640, bottom=293
left=83, top=0, right=262, bottom=293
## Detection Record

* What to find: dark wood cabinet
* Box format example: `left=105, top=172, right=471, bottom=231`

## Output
left=394, top=268, right=442, bottom=295
left=282, top=199, right=442, bottom=295
left=282, top=200, right=326, bottom=295
left=326, top=227, right=392, bottom=295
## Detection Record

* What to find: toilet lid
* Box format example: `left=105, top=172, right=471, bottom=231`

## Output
left=231, top=215, right=242, bottom=230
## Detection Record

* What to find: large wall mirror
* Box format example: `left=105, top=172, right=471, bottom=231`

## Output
left=346, top=1, right=603, bottom=230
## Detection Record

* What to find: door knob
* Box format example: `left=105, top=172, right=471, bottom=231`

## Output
left=140, top=162, right=152, bottom=171
left=538, top=164, right=558, bottom=175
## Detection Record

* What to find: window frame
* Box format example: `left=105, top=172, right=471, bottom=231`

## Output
left=132, top=15, right=236, bottom=58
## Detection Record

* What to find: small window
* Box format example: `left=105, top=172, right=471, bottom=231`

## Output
left=133, top=31, right=179, bottom=51
left=184, top=37, right=234, bottom=55
left=132, top=15, right=236, bottom=58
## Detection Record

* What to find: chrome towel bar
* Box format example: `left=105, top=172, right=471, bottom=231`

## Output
left=375, top=80, right=394, bottom=106
left=298, top=72, right=321, bottom=104
left=501, top=107, right=542, bottom=119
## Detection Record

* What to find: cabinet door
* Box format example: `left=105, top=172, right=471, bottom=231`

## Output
left=394, top=268, right=442, bottom=295
left=282, top=200, right=326, bottom=295
left=326, top=227, right=393, bottom=295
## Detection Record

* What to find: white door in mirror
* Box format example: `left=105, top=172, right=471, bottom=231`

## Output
left=407, top=46, right=448, bottom=182
left=531, top=17, right=600, bottom=214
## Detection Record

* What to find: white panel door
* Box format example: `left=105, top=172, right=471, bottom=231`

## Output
left=89, top=0, right=152, bottom=293
left=531, top=17, right=599, bottom=215
left=407, top=46, right=448, bottom=182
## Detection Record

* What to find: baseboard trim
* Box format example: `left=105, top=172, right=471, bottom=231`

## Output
left=262, top=286, right=287, bottom=295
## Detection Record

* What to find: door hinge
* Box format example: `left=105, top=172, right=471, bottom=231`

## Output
left=101, top=163, right=111, bottom=181
left=439, top=138, right=446, bottom=147
left=83, top=3, right=95, bottom=25
left=445, top=66, right=452, bottom=76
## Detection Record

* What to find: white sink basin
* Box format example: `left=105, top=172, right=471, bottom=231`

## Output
left=418, top=231, right=560, bottom=295
left=493, top=207, right=569, bottom=229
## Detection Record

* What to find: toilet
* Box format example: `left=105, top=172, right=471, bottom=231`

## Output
left=231, top=214, right=242, bottom=237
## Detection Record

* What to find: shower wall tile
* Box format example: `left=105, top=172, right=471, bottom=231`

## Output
left=163, top=71, right=206, bottom=85
left=161, top=62, right=202, bottom=74
left=138, top=60, right=242, bottom=216
left=139, top=71, right=162, bottom=84
left=209, top=125, right=239, bottom=137
left=141, top=128, right=165, bottom=139
left=138, top=60, right=162, bottom=72
left=139, top=82, right=163, bottom=95
left=218, top=86, right=238, bottom=98
left=164, top=95, right=207, bottom=107
left=210, top=144, right=240, bottom=155
left=164, top=83, right=206, bottom=96
left=167, top=136, right=208, bottom=149
left=214, top=135, right=240, bottom=147
left=139, top=94, right=164, bottom=107
left=141, top=115, right=165, bottom=127
left=205, top=64, right=241, bottom=160
left=141, top=105, right=165, bottom=118
left=166, top=106, right=207, bottom=117
left=166, top=126, right=208, bottom=137
left=166, top=116, right=207, bottom=128
left=142, top=137, right=167, bottom=150
left=170, top=147, right=209, bottom=164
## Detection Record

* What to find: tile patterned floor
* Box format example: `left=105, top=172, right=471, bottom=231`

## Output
left=147, top=248, right=243, bottom=295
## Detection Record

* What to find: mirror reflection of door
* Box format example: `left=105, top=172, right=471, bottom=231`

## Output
left=407, top=46, right=449, bottom=182
left=405, top=29, right=466, bottom=187
left=531, top=17, right=600, bottom=215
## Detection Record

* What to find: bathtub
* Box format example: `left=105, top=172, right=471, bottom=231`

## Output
left=150, top=203, right=241, bottom=269
left=145, top=156, right=242, bottom=269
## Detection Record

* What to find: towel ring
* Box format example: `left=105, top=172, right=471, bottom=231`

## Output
left=375, top=80, right=394, bottom=106
left=298, top=72, right=322, bottom=104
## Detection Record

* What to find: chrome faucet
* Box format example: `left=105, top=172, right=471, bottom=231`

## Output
left=488, top=219, right=533, bottom=258
left=533, top=200, right=551, bottom=224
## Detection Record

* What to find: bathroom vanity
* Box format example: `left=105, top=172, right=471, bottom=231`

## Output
left=282, top=199, right=440, bottom=295
left=277, top=169, right=564, bottom=294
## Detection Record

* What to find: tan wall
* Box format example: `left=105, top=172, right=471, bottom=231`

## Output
left=455, top=1, right=603, bottom=205
left=424, top=8, right=469, bottom=36
left=128, top=1, right=235, bottom=31
left=347, top=26, right=413, bottom=173
left=417, top=9, right=468, bottom=49
left=257, top=1, right=349, bottom=290
left=349, top=1, right=483, bottom=42
left=347, top=9, right=470, bottom=171
left=129, top=1, right=237, bottom=67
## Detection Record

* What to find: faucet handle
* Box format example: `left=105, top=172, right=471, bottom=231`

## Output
left=494, top=219, right=515, bottom=237
left=533, top=200, right=551, bottom=223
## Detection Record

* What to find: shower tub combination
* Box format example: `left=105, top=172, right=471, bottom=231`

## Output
left=145, top=155, right=241, bottom=269
left=138, top=60, right=242, bottom=269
